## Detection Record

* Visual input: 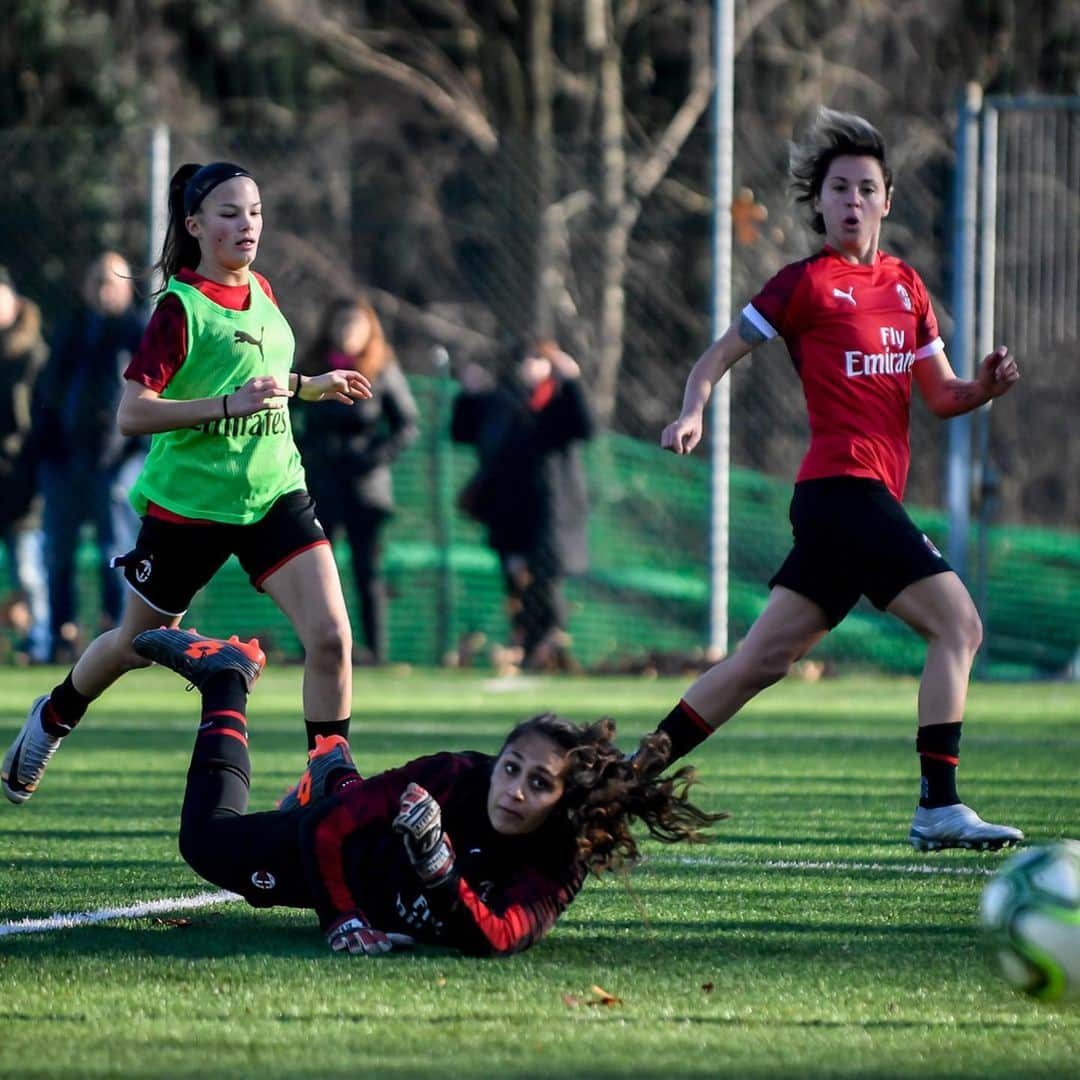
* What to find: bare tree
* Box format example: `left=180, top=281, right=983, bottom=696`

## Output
left=261, top=0, right=499, bottom=152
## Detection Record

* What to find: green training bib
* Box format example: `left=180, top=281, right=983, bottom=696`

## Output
left=130, top=274, right=306, bottom=524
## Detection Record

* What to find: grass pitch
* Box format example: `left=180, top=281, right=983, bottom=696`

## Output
left=1, top=666, right=1078, bottom=1079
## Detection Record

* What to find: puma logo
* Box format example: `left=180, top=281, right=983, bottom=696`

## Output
left=234, top=327, right=265, bottom=362
left=832, top=286, right=856, bottom=306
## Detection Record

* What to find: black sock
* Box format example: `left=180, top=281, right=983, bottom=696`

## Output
left=656, top=700, right=713, bottom=766
left=182, top=678, right=252, bottom=828
left=201, top=671, right=249, bottom=717
left=917, top=722, right=962, bottom=809
left=305, top=717, right=351, bottom=752
left=194, top=673, right=250, bottom=786
left=42, top=672, right=93, bottom=736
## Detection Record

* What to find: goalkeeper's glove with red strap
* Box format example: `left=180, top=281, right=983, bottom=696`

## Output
left=326, top=912, right=414, bottom=956
left=393, top=783, right=457, bottom=887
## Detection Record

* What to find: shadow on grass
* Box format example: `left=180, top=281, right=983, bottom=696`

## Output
left=1, top=858, right=179, bottom=874
left=0, top=827, right=175, bottom=840
left=2, top=904, right=973, bottom=966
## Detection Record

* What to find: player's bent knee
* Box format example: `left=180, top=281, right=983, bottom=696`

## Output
left=938, top=592, right=983, bottom=655
left=178, top=825, right=226, bottom=888
left=177, top=824, right=203, bottom=871
left=957, top=605, right=984, bottom=655
left=303, top=617, right=351, bottom=671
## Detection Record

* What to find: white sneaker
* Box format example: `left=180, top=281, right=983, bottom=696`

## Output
left=2, top=696, right=60, bottom=804
left=909, top=803, right=1023, bottom=852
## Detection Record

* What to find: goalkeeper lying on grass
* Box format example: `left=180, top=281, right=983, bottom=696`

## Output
left=133, top=627, right=725, bottom=957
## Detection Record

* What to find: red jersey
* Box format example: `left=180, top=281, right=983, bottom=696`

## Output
left=744, top=246, right=943, bottom=500
left=123, top=267, right=278, bottom=393
left=297, top=751, right=585, bottom=957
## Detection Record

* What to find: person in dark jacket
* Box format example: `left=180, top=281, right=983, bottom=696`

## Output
left=451, top=338, right=593, bottom=671
left=295, top=297, right=418, bottom=664
left=32, top=252, right=145, bottom=659
left=131, top=626, right=725, bottom=958
left=0, top=267, right=49, bottom=662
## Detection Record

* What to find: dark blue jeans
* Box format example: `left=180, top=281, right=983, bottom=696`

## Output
left=40, top=457, right=140, bottom=654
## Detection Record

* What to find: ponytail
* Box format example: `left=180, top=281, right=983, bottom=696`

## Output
left=153, top=163, right=203, bottom=293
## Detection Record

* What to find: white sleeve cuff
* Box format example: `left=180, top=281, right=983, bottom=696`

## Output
left=742, top=303, right=778, bottom=341
left=915, top=337, right=945, bottom=360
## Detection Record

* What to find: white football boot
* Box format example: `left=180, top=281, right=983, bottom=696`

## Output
left=909, top=803, right=1024, bottom=852
left=2, top=696, right=61, bottom=804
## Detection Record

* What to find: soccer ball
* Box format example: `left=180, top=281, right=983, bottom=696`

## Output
left=978, top=839, right=1080, bottom=1001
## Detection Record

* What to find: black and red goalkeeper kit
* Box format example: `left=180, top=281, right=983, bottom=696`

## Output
left=178, top=722, right=585, bottom=957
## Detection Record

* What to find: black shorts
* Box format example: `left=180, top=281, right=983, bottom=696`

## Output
left=768, top=477, right=951, bottom=628
left=114, top=490, right=328, bottom=617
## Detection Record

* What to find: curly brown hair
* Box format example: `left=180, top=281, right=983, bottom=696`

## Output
left=499, top=714, right=727, bottom=873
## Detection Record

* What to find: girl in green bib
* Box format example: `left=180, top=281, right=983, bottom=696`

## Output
left=3, top=162, right=373, bottom=806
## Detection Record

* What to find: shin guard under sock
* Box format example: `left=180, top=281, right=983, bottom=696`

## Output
left=917, top=722, right=962, bottom=809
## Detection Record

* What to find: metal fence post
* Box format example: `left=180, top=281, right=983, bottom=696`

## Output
left=146, top=123, right=170, bottom=306
left=431, top=346, right=454, bottom=665
left=973, top=102, right=999, bottom=677
left=708, top=0, right=734, bottom=659
left=946, top=84, right=982, bottom=580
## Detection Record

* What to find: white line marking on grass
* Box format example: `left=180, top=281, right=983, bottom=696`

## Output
left=0, top=889, right=243, bottom=938
left=668, top=855, right=997, bottom=877
left=0, top=858, right=997, bottom=938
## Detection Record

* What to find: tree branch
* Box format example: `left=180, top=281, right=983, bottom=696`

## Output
left=262, top=0, right=498, bottom=152
left=628, top=6, right=712, bottom=204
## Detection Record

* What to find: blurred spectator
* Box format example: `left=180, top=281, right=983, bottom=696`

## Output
left=295, top=296, right=419, bottom=665
left=0, top=266, right=49, bottom=663
left=451, top=338, right=593, bottom=672
left=33, top=252, right=145, bottom=661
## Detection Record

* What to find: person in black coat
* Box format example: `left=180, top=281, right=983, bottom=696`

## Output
left=451, top=338, right=593, bottom=671
left=295, top=296, right=418, bottom=664
left=0, top=267, right=50, bottom=662
left=32, top=252, right=145, bottom=659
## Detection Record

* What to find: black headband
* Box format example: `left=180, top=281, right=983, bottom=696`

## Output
left=183, top=162, right=253, bottom=216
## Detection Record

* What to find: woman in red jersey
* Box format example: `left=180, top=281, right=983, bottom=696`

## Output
left=130, top=626, right=724, bottom=958
left=3, top=162, right=371, bottom=806
left=655, top=108, right=1021, bottom=853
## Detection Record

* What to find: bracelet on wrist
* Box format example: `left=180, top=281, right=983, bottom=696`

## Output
left=222, top=394, right=230, bottom=419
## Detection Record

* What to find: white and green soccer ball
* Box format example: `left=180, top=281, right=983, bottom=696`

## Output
left=979, top=839, right=1080, bottom=1001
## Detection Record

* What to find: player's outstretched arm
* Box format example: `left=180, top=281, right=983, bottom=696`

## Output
left=913, top=345, right=1019, bottom=418
left=116, top=376, right=292, bottom=435
left=295, top=369, right=372, bottom=404
left=660, top=317, right=758, bottom=455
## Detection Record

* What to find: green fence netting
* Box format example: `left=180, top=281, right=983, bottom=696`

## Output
left=3, top=374, right=1076, bottom=678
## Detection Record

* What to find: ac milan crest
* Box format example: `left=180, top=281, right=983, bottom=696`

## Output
left=250, top=869, right=277, bottom=890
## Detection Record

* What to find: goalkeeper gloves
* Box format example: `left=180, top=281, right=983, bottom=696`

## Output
left=326, top=912, right=414, bottom=956
left=393, top=782, right=457, bottom=887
